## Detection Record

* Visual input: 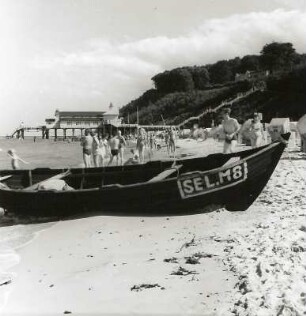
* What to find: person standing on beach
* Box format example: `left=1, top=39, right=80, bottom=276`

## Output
left=221, top=108, right=240, bottom=154
left=92, top=131, right=101, bottom=167
left=164, top=129, right=170, bottom=154
left=136, top=128, right=147, bottom=163
left=7, top=149, right=29, bottom=170
left=108, top=133, right=120, bottom=166
left=99, top=135, right=108, bottom=167
left=249, top=113, right=265, bottom=148
left=81, top=129, right=93, bottom=168
left=117, top=130, right=127, bottom=166
left=169, top=127, right=176, bottom=156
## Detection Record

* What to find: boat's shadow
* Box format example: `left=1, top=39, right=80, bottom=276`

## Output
left=0, top=206, right=220, bottom=227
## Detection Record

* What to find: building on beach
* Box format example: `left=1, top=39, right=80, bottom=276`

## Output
left=44, top=105, right=123, bottom=139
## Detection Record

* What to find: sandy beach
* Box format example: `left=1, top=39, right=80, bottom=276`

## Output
left=0, top=137, right=305, bottom=315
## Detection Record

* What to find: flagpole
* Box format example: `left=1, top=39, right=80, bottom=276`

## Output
left=161, top=114, right=165, bottom=127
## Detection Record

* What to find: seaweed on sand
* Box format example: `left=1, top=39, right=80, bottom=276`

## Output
left=131, top=283, right=165, bottom=292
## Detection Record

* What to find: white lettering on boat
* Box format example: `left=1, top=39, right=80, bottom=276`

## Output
left=177, top=162, right=248, bottom=199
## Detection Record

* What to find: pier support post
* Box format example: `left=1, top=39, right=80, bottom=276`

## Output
left=63, top=129, right=67, bottom=140
left=54, top=128, right=58, bottom=141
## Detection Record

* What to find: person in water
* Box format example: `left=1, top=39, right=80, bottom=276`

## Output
left=221, top=108, right=240, bottom=154
left=7, top=149, right=29, bottom=170
left=81, top=129, right=93, bottom=168
left=249, top=113, right=265, bottom=148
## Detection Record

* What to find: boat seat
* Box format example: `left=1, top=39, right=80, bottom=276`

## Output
left=147, top=165, right=182, bottom=183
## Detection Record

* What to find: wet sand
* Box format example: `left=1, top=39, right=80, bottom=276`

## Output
left=0, top=137, right=305, bottom=315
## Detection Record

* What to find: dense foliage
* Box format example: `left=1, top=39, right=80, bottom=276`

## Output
left=218, top=65, right=306, bottom=124
left=120, top=42, right=306, bottom=126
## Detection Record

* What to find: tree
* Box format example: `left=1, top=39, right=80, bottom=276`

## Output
left=189, top=66, right=210, bottom=89
left=238, top=55, right=260, bottom=73
left=227, top=57, right=242, bottom=76
left=260, top=42, right=296, bottom=72
left=209, top=60, right=233, bottom=84
left=152, top=68, right=194, bottom=93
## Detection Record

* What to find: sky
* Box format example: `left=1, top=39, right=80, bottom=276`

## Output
left=0, top=0, right=305, bottom=135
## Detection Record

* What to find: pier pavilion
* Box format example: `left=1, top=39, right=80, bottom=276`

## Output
left=44, top=107, right=125, bottom=140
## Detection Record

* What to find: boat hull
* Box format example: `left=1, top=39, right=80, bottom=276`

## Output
left=0, top=136, right=289, bottom=217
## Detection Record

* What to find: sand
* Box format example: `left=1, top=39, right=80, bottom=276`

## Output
left=0, top=137, right=305, bottom=315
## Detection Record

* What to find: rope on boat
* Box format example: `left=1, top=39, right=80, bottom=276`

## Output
left=285, top=150, right=306, bottom=186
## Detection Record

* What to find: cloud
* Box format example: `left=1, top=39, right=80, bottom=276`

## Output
left=272, top=0, right=306, bottom=10
left=30, top=9, right=306, bottom=106
left=1, top=9, right=306, bottom=134
left=34, top=9, right=306, bottom=73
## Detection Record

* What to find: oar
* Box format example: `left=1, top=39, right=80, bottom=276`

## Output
left=147, top=164, right=182, bottom=183
left=24, top=169, right=71, bottom=191
left=0, top=175, right=12, bottom=182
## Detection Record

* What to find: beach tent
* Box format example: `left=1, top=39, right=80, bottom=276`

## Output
left=297, top=115, right=306, bottom=135
left=289, top=122, right=298, bottom=132
left=267, top=118, right=290, bottom=142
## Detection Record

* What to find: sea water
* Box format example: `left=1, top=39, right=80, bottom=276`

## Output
left=0, top=214, right=55, bottom=311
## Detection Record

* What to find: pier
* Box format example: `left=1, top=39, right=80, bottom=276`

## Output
left=10, top=123, right=176, bottom=140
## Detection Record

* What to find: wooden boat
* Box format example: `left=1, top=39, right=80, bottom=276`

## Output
left=0, top=134, right=290, bottom=217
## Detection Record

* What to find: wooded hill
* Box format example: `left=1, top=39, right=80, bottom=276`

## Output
left=119, top=42, right=306, bottom=127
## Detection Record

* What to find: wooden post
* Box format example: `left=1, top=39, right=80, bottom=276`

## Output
left=54, top=128, right=58, bottom=141
left=63, top=129, right=67, bottom=140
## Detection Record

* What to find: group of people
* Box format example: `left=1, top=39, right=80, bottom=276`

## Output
left=1, top=111, right=264, bottom=171
left=217, top=107, right=265, bottom=154
left=80, top=126, right=178, bottom=168
left=81, top=129, right=127, bottom=168
left=81, top=112, right=264, bottom=167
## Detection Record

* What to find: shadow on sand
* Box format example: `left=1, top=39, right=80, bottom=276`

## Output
left=0, top=204, right=221, bottom=227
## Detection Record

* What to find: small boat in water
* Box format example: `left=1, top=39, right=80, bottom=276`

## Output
left=0, top=134, right=290, bottom=217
